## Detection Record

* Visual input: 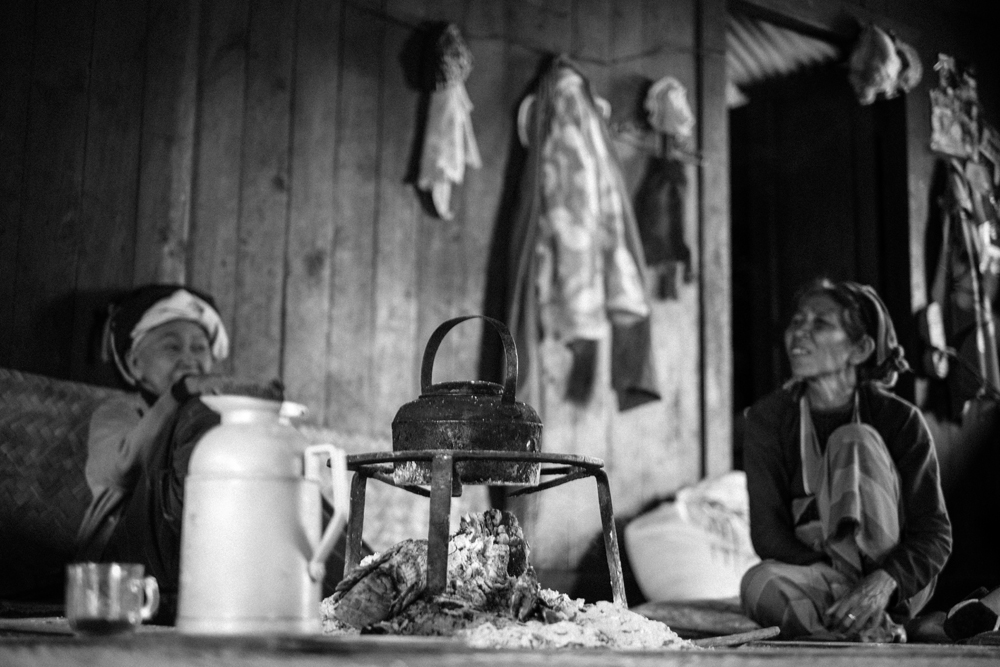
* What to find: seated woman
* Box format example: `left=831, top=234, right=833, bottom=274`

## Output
left=74, top=285, right=242, bottom=623
left=76, top=284, right=229, bottom=561
left=740, top=279, right=951, bottom=642
left=77, top=284, right=358, bottom=623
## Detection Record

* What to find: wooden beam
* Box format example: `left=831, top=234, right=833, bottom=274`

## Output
left=189, top=0, right=250, bottom=377
left=134, top=0, right=200, bottom=285
left=231, top=0, right=296, bottom=381
left=698, top=0, right=732, bottom=478
left=71, top=0, right=146, bottom=383
left=0, top=0, right=35, bottom=368
left=282, top=0, right=342, bottom=420
left=11, top=0, right=94, bottom=377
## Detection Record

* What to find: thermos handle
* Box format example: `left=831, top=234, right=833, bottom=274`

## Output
left=304, top=444, right=350, bottom=582
left=420, top=315, right=518, bottom=403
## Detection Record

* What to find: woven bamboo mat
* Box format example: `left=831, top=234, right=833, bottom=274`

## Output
left=0, top=368, right=125, bottom=599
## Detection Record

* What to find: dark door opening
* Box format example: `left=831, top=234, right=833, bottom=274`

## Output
left=730, top=61, right=912, bottom=467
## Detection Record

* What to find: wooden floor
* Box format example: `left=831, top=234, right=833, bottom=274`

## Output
left=1, top=619, right=999, bottom=667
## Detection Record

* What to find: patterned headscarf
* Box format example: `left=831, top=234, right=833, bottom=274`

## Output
left=801, top=279, right=910, bottom=387
left=103, top=284, right=229, bottom=386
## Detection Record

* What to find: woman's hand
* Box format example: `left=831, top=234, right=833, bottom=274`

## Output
left=169, top=373, right=230, bottom=405
left=172, top=374, right=284, bottom=403
left=826, top=569, right=897, bottom=635
left=181, top=374, right=230, bottom=397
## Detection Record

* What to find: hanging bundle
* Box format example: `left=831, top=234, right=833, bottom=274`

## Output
left=848, top=23, right=922, bottom=105
left=644, top=76, right=695, bottom=139
left=417, top=23, right=481, bottom=220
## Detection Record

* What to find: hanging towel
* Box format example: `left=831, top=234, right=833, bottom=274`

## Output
left=418, top=24, right=481, bottom=220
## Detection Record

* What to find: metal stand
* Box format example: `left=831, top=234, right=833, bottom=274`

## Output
left=342, top=450, right=628, bottom=607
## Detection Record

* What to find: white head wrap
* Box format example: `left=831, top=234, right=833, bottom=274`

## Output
left=129, top=289, right=229, bottom=362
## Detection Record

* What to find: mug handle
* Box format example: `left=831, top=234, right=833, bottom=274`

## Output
left=140, top=576, right=160, bottom=621
left=305, top=444, right=350, bottom=582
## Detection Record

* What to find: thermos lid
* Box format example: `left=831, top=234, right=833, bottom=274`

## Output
left=189, top=395, right=306, bottom=477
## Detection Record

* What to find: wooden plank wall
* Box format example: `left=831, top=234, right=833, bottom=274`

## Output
left=0, top=0, right=728, bottom=591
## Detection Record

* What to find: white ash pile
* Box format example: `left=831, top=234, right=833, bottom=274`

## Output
left=320, top=510, right=695, bottom=650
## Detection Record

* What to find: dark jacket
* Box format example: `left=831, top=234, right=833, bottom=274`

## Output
left=743, top=382, right=952, bottom=603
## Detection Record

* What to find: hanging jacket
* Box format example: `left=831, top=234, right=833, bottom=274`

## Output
left=507, top=56, right=659, bottom=412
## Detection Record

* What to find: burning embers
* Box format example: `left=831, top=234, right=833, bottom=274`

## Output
left=324, top=510, right=539, bottom=630
left=320, top=510, right=695, bottom=650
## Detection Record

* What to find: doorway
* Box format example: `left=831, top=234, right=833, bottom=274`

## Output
left=728, top=48, right=912, bottom=465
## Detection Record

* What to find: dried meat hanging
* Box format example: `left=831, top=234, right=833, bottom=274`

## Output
left=417, top=23, right=481, bottom=220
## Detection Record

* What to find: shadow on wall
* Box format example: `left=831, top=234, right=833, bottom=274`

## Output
left=20, top=288, right=123, bottom=387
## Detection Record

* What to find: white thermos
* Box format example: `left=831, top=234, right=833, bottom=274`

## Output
left=176, top=395, right=348, bottom=634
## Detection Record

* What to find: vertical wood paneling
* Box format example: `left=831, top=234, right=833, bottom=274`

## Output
left=458, top=8, right=511, bottom=383
left=0, top=0, right=34, bottom=367
left=697, top=0, right=733, bottom=478
left=282, top=0, right=342, bottom=418
left=189, top=0, right=250, bottom=374
left=609, top=0, right=642, bottom=62
left=412, top=0, right=474, bottom=389
left=369, top=0, right=423, bottom=433
left=571, top=0, right=611, bottom=63
left=133, top=0, right=200, bottom=285
left=507, top=0, right=572, bottom=54
left=11, top=0, right=94, bottom=377
left=326, top=3, right=383, bottom=435
left=642, top=0, right=696, bottom=52
left=70, top=0, right=147, bottom=383
left=608, top=2, right=702, bottom=515
left=230, top=0, right=295, bottom=381
left=464, top=0, right=504, bottom=40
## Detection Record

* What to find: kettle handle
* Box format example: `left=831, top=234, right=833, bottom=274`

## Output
left=304, top=444, right=350, bottom=582
left=420, top=315, right=518, bottom=404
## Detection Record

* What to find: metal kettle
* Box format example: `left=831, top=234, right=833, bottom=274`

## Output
left=176, top=395, right=349, bottom=635
left=391, top=315, right=542, bottom=486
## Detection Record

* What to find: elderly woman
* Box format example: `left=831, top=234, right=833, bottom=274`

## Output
left=740, top=279, right=951, bottom=642
left=75, top=284, right=230, bottom=561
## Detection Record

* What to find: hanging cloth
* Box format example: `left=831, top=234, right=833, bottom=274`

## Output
left=929, top=160, right=1000, bottom=419
left=417, top=24, right=481, bottom=220
left=508, top=56, right=659, bottom=412
left=633, top=155, right=692, bottom=299
left=634, top=77, right=695, bottom=299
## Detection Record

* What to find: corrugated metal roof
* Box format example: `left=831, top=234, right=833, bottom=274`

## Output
left=727, top=12, right=841, bottom=105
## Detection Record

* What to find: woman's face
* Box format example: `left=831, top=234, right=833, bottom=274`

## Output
left=127, top=319, right=213, bottom=396
left=784, top=293, right=868, bottom=381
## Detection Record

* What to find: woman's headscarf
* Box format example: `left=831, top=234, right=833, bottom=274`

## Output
left=799, top=279, right=910, bottom=387
left=102, top=284, right=229, bottom=386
